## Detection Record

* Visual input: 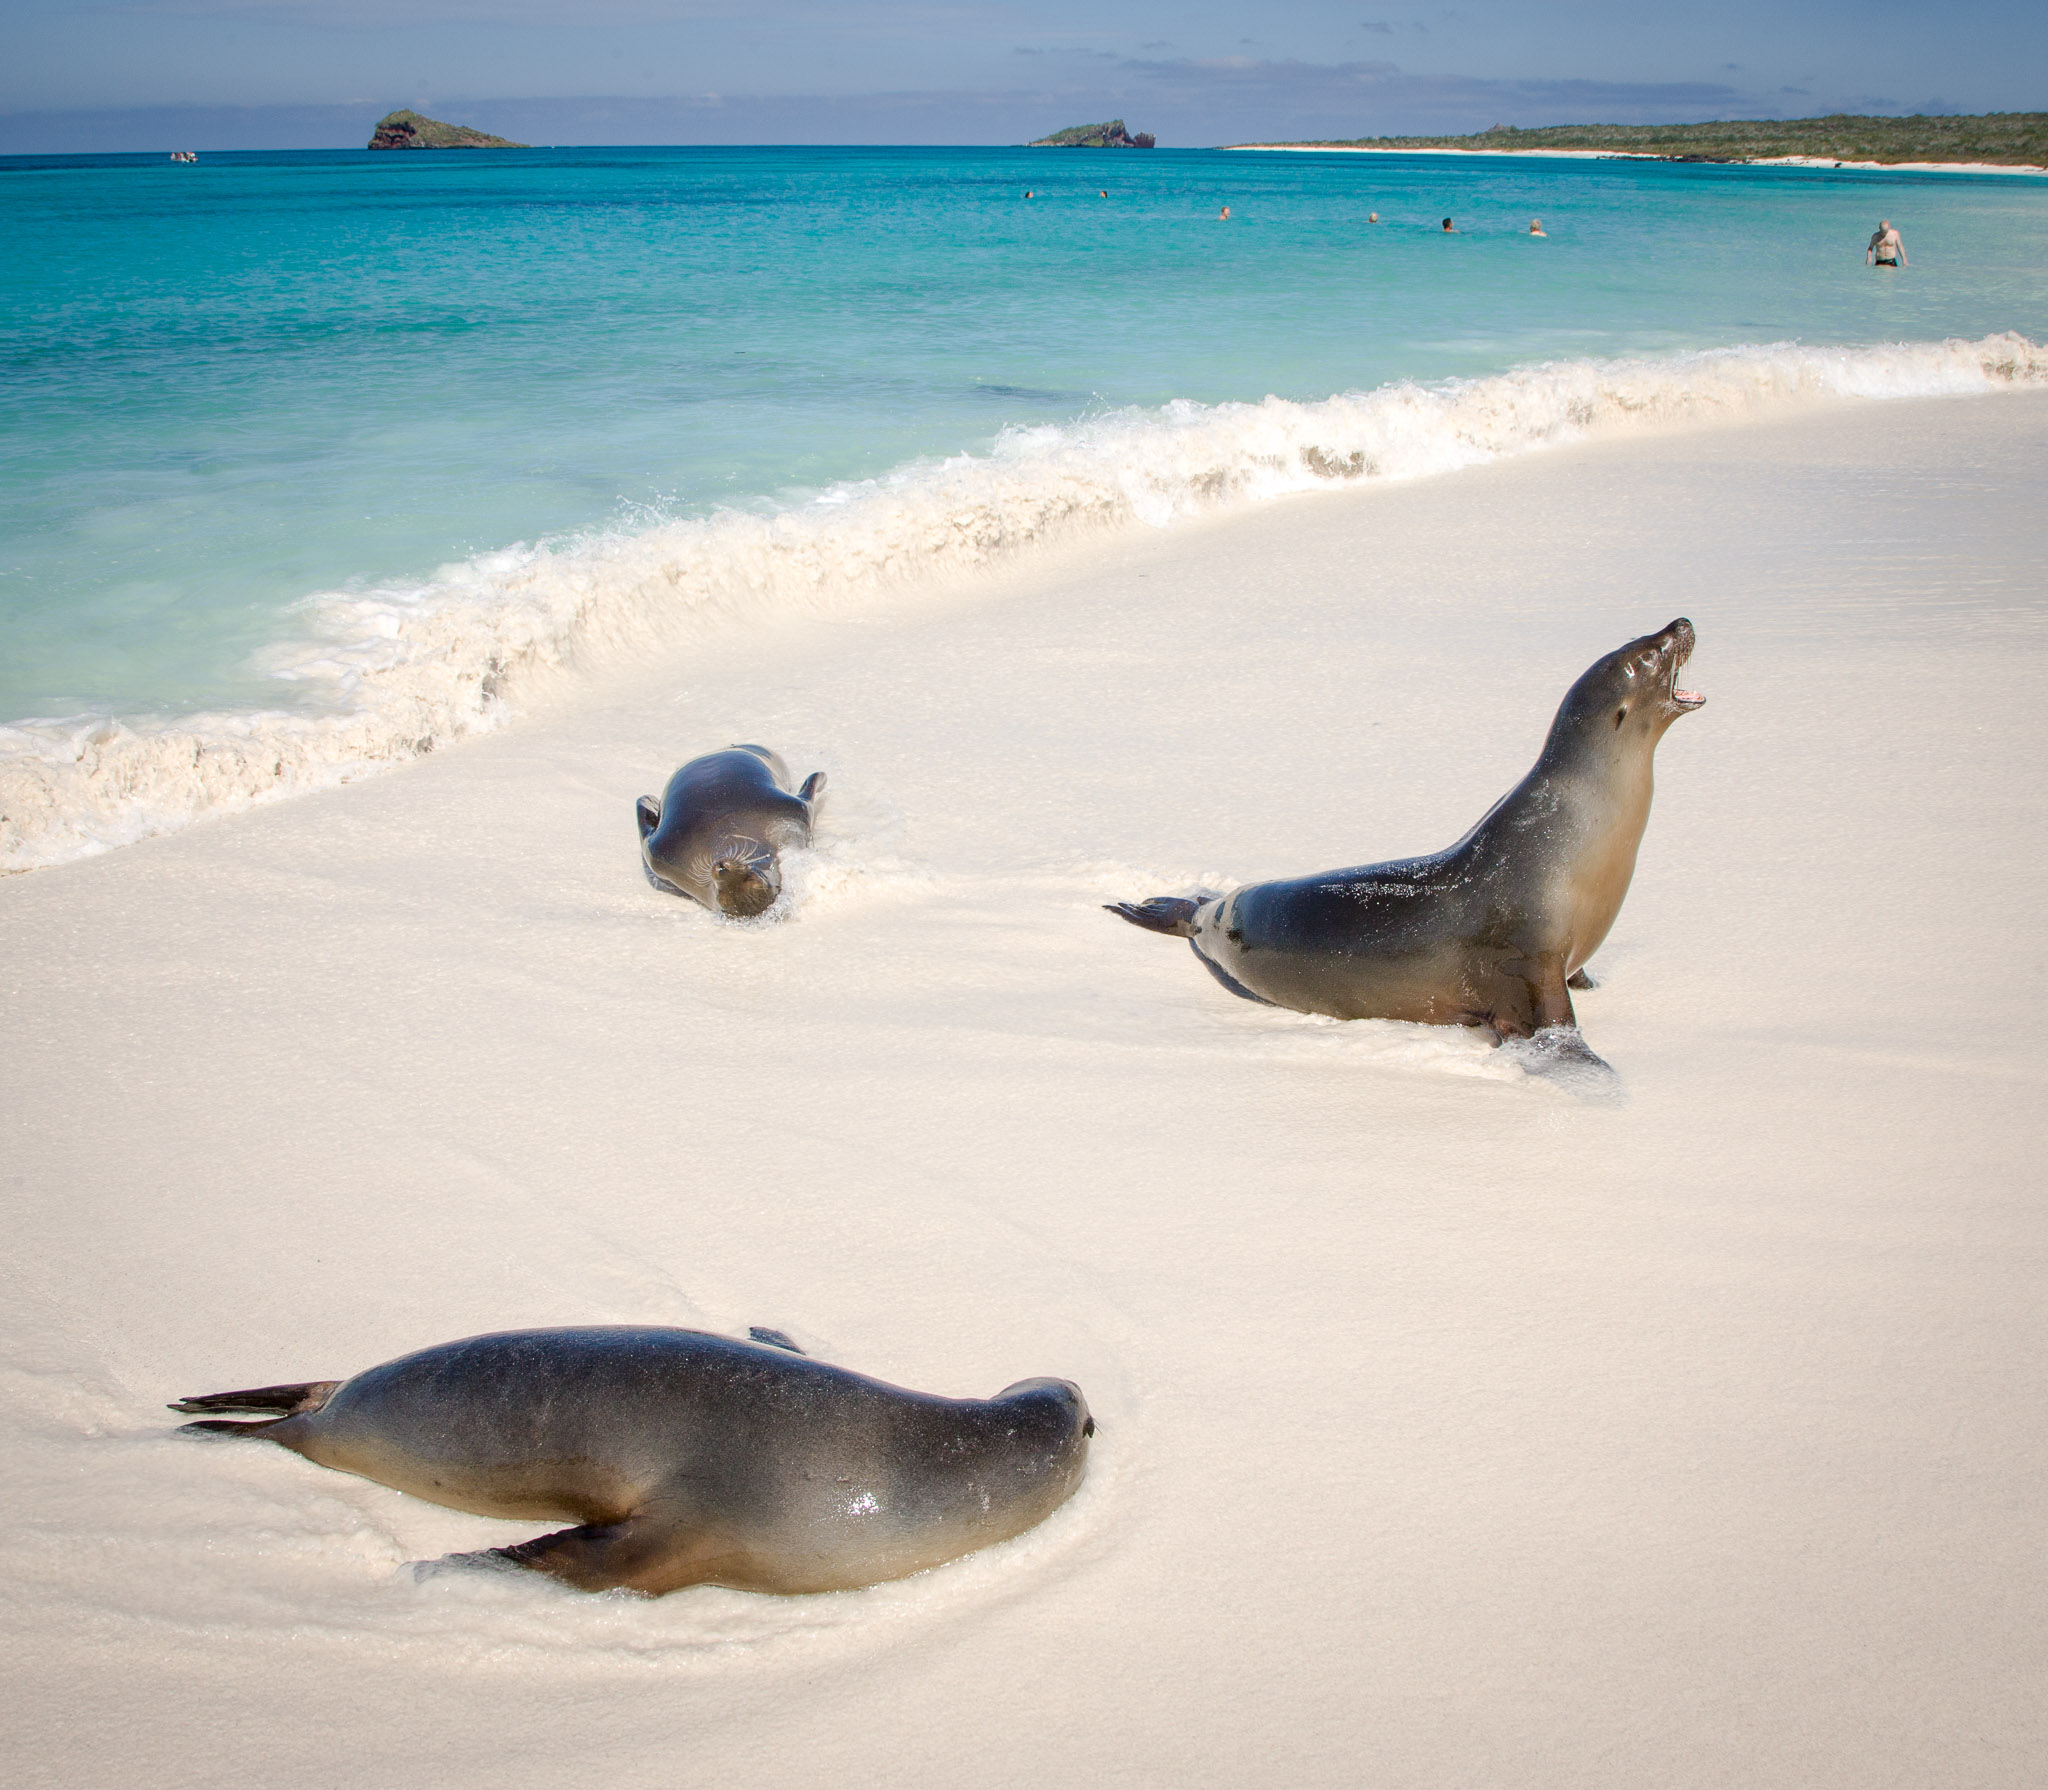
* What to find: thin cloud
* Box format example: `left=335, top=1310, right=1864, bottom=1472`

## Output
left=0, top=55, right=1806, bottom=152
left=1112, top=55, right=1743, bottom=128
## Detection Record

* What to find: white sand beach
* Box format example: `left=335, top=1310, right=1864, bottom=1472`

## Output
left=1228, top=143, right=2048, bottom=175
left=4, top=389, right=2046, bottom=1787
left=1748, top=155, right=2048, bottom=175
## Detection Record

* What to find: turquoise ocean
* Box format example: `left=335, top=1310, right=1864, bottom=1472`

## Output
left=4, top=144, right=2046, bottom=865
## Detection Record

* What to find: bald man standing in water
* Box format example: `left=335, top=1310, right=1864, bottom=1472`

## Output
left=1867, top=219, right=1907, bottom=267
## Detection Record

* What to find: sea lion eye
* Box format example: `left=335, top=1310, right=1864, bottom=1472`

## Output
left=1614, top=706, right=1628, bottom=728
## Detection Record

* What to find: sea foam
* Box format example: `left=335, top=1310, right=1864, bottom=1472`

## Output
left=3, top=331, right=2042, bottom=873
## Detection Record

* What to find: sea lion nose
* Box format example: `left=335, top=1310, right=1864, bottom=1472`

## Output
left=1668, top=617, right=1696, bottom=655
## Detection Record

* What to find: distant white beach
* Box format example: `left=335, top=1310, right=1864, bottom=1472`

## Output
left=1227, top=142, right=2048, bottom=175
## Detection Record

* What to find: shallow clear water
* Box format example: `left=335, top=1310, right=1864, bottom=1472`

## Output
left=5, top=144, right=2046, bottom=723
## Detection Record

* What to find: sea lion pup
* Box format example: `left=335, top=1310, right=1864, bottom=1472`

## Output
left=636, top=745, right=825, bottom=917
left=1108, top=619, right=1705, bottom=1057
left=173, top=1326, right=1093, bottom=1596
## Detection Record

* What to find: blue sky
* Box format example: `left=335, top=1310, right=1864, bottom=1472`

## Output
left=4, top=0, right=2044, bottom=147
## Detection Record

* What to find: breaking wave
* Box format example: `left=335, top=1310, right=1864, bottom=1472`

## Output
left=4, top=331, right=2042, bottom=872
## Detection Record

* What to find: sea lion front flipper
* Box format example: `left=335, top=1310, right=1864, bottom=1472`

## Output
left=1476, top=955, right=1573, bottom=1043
left=1506, top=1025, right=1616, bottom=1082
left=636, top=796, right=661, bottom=839
left=1189, top=939, right=1278, bottom=1006
left=798, top=771, right=826, bottom=808
left=1498, top=958, right=1615, bottom=1080
left=1504, top=954, right=1576, bottom=1033
left=1567, top=968, right=1599, bottom=991
left=468, top=1511, right=697, bottom=1596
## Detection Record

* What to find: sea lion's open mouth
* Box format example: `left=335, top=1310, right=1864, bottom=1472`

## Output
left=1666, top=620, right=1705, bottom=710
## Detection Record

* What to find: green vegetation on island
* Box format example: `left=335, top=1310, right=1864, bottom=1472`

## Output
left=1235, top=112, right=2048, bottom=168
left=368, top=110, right=527, bottom=151
left=1029, top=120, right=1156, bottom=149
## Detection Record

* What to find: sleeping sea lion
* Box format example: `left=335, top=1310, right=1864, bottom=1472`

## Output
left=636, top=745, right=824, bottom=917
left=1108, top=618, right=1705, bottom=1060
left=174, top=1325, right=1093, bottom=1596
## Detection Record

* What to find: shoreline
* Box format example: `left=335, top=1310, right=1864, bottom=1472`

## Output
left=5, top=332, right=2043, bottom=877
left=6, top=389, right=2047, bottom=1785
left=1224, top=142, right=2048, bottom=175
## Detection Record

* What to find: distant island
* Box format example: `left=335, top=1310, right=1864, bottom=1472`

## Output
left=1029, top=120, right=1156, bottom=149
left=368, top=110, right=527, bottom=151
left=1226, top=112, right=2048, bottom=170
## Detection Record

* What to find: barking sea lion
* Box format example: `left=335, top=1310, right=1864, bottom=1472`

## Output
left=1109, top=619, right=1706, bottom=1061
left=175, top=1325, right=1093, bottom=1596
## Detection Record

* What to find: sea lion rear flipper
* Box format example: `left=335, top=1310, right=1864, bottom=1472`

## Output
left=170, top=1380, right=339, bottom=1417
left=798, top=771, right=826, bottom=808
left=467, top=1512, right=695, bottom=1596
left=636, top=796, right=661, bottom=839
left=1106, top=896, right=1204, bottom=937
left=748, top=1326, right=806, bottom=1354
left=179, top=1416, right=293, bottom=1439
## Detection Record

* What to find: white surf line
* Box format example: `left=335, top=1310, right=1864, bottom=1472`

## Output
left=5, top=333, right=2043, bottom=876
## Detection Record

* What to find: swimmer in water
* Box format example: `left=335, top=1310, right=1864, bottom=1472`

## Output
left=1100, top=190, right=1107, bottom=197
left=1220, top=205, right=1231, bottom=220
left=1441, top=218, right=1456, bottom=232
left=1529, top=218, right=1546, bottom=236
left=1866, top=219, right=1906, bottom=267
left=1368, top=211, right=1379, bottom=223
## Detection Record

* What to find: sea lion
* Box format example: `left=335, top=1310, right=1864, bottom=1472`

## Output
left=1108, top=618, right=1705, bottom=1058
left=173, top=1326, right=1092, bottom=1596
left=636, top=745, right=824, bottom=917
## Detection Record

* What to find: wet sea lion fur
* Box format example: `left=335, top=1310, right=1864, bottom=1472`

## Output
left=636, top=745, right=824, bottom=917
